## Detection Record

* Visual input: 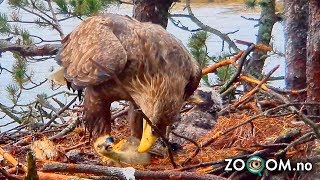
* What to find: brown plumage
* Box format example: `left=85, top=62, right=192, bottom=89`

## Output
left=53, top=13, right=201, bottom=152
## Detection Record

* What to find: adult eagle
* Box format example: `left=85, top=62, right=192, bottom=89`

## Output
left=52, top=13, right=202, bottom=153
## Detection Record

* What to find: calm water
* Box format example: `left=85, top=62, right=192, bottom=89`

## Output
left=0, top=1, right=285, bottom=131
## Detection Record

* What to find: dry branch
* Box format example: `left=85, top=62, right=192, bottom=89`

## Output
left=202, top=51, right=243, bottom=75
left=0, top=146, right=28, bottom=172
left=42, top=163, right=225, bottom=180
left=0, top=39, right=60, bottom=57
left=239, top=75, right=269, bottom=91
left=184, top=0, right=239, bottom=52
left=49, top=116, right=80, bottom=140
left=39, top=96, right=77, bottom=132
left=231, top=65, right=279, bottom=109
left=219, top=44, right=255, bottom=94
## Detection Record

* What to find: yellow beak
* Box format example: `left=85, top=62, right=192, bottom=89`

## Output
left=137, top=119, right=157, bottom=153
left=188, top=95, right=204, bottom=104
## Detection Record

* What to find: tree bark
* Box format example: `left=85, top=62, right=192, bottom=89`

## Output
left=307, top=0, right=320, bottom=118
left=133, top=0, right=175, bottom=28
left=284, top=0, right=308, bottom=102
left=0, top=39, right=60, bottom=56
left=43, top=162, right=225, bottom=180
left=246, top=0, right=277, bottom=78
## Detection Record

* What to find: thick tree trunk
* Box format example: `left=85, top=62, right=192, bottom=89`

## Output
left=246, top=0, right=277, bottom=78
left=133, top=0, right=174, bottom=28
left=284, top=0, right=308, bottom=102
left=307, top=0, right=320, bottom=118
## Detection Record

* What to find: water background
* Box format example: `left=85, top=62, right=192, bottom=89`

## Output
left=0, top=1, right=285, bottom=131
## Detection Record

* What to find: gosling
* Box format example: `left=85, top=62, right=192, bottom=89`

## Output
left=94, top=135, right=151, bottom=166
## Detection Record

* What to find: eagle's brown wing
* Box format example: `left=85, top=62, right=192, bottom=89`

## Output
left=56, top=16, right=127, bottom=89
left=184, top=64, right=202, bottom=99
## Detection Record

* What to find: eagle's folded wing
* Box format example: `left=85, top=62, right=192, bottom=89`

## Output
left=56, top=16, right=127, bottom=88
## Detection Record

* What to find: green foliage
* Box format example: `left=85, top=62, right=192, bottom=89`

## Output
left=188, top=31, right=210, bottom=69
left=216, top=65, right=236, bottom=83
left=245, top=0, right=256, bottom=8
left=0, top=13, right=10, bottom=35
left=245, top=0, right=273, bottom=8
left=6, top=83, right=20, bottom=104
left=187, top=31, right=212, bottom=85
left=187, top=31, right=237, bottom=85
left=258, top=0, right=272, bottom=7
left=55, top=0, right=69, bottom=13
left=12, top=53, right=28, bottom=87
left=8, top=0, right=29, bottom=7
left=55, top=0, right=116, bottom=16
left=20, top=29, right=33, bottom=45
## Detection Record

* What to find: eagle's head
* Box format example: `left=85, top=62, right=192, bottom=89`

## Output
left=127, top=73, right=187, bottom=152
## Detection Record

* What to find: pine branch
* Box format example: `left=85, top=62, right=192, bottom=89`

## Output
left=0, top=39, right=60, bottom=56
left=0, top=102, right=21, bottom=124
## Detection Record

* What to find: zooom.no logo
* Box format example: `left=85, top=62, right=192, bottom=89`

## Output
left=224, top=156, right=313, bottom=176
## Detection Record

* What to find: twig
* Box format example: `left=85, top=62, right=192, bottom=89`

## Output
left=231, top=65, right=279, bottom=109
left=169, top=17, right=202, bottom=32
left=111, top=107, right=129, bottom=120
left=0, top=102, right=21, bottom=124
left=39, top=97, right=77, bottom=132
left=240, top=16, right=260, bottom=21
left=184, top=0, right=239, bottom=52
left=202, top=51, right=243, bottom=75
left=46, top=0, right=65, bottom=39
left=262, top=90, right=320, bottom=139
left=0, top=147, right=28, bottom=172
left=0, top=168, right=22, bottom=180
left=37, top=94, right=65, bottom=123
left=219, top=44, right=255, bottom=93
left=178, top=154, right=248, bottom=171
left=275, top=131, right=315, bottom=157
left=171, top=131, right=200, bottom=149
left=184, top=101, right=307, bottom=164
left=62, top=141, right=89, bottom=152
left=49, top=117, right=80, bottom=140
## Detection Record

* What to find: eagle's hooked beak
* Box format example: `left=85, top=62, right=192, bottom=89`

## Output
left=48, top=67, right=67, bottom=85
left=137, top=119, right=157, bottom=153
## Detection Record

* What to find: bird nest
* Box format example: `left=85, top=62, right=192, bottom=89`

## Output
left=0, top=109, right=317, bottom=179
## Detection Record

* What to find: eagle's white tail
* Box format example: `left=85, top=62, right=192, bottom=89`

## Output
left=48, top=67, right=67, bottom=85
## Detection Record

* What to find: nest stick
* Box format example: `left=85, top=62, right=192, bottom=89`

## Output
left=0, top=146, right=27, bottom=172
left=39, top=96, right=77, bottom=132
left=231, top=65, right=279, bottom=109
left=42, top=162, right=223, bottom=180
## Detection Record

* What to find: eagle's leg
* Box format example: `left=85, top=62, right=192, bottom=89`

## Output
left=83, top=87, right=112, bottom=137
left=127, top=102, right=143, bottom=139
